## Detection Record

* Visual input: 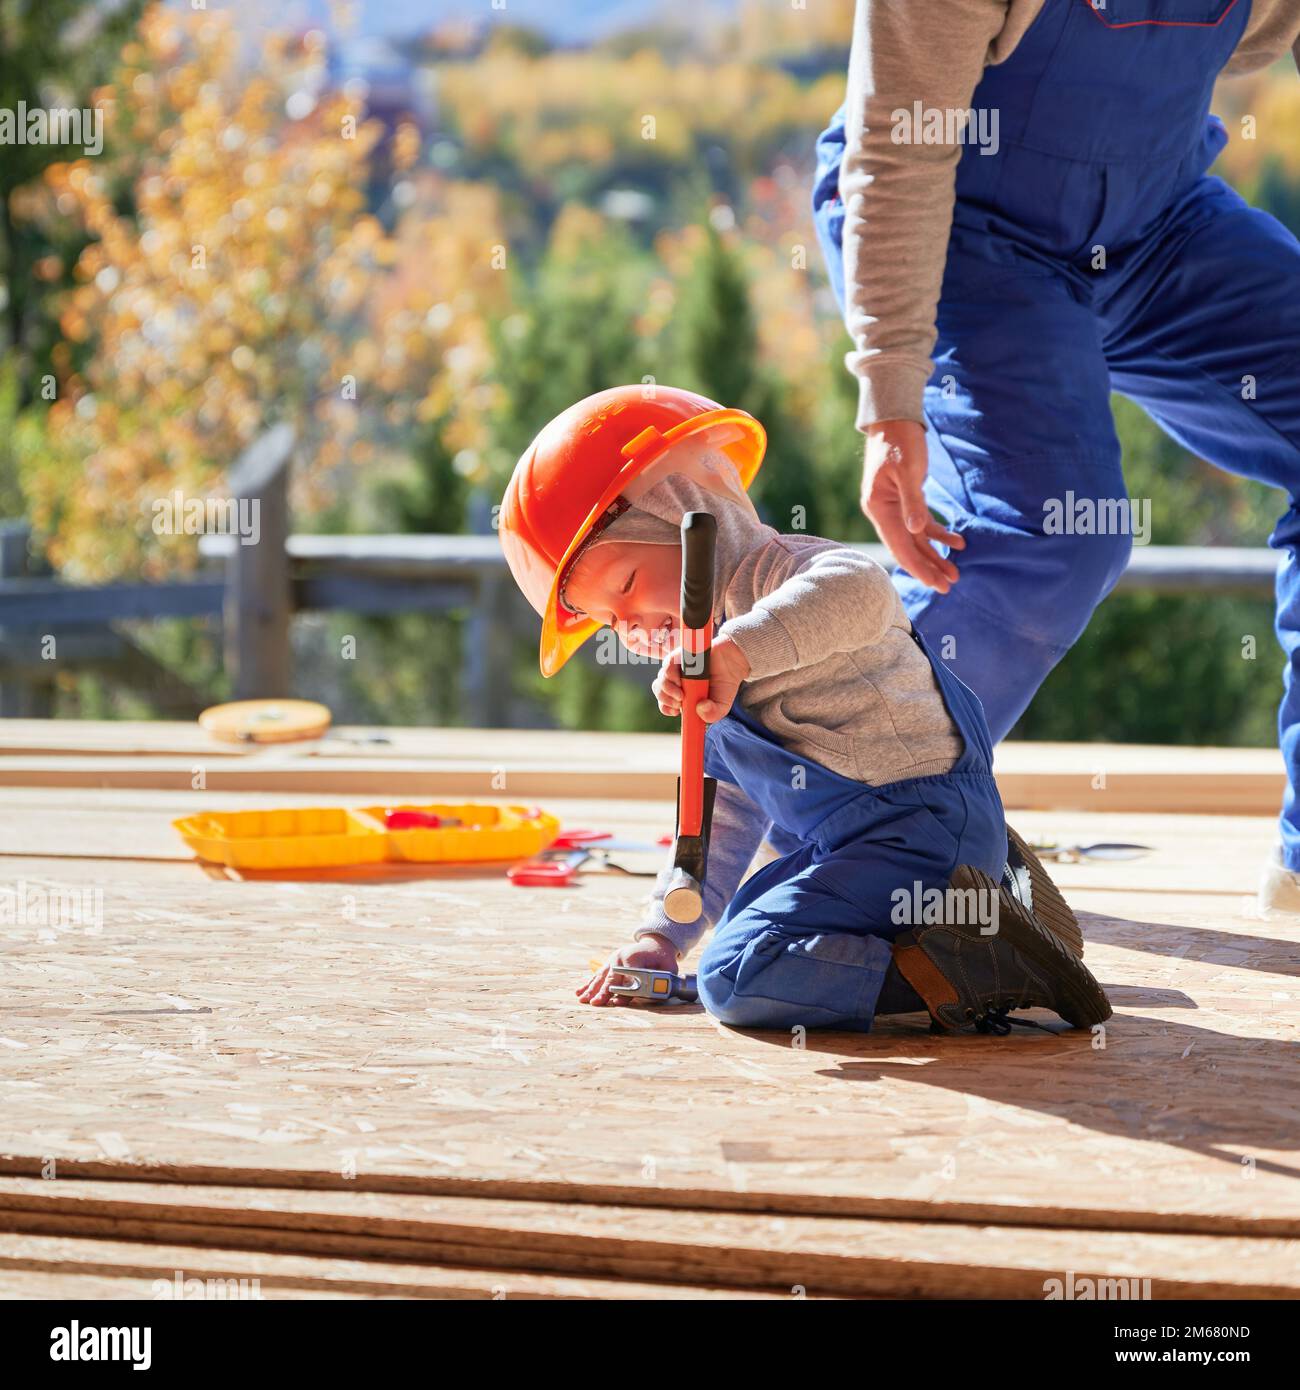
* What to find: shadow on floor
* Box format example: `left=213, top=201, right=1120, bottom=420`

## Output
left=636, top=908, right=1300, bottom=1181
left=1078, top=908, right=1300, bottom=979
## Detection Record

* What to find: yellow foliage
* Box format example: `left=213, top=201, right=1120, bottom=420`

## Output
left=1213, top=68, right=1300, bottom=186
left=437, top=48, right=841, bottom=179
left=24, top=8, right=507, bottom=581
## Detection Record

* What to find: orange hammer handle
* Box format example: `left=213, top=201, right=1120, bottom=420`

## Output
left=678, top=512, right=717, bottom=837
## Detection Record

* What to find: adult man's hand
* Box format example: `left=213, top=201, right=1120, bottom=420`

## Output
left=861, top=419, right=964, bottom=593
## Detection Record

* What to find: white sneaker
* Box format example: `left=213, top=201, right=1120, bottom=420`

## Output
left=1257, top=845, right=1300, bottom=915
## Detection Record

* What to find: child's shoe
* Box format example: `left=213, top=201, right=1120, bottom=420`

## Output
left=1004, top=822, right=1085, bottom=959
left=892, top=865, right=1111, bottom=1034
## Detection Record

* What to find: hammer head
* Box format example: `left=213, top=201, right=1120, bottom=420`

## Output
left=663, top=864, right=704, bottom=923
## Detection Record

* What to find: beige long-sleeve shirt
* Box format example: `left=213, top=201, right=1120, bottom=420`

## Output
left=841, top=0, right=1300, bottom=430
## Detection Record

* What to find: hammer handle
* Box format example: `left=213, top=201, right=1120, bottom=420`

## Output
left=678, top=512, right=717, bottom=838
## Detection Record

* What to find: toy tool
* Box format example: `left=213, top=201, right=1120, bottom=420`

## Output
left=663, top=511, right=718, bottom=924
left=197, top=699, right=332, bottom=744
left=607, top=967, right=699, bottom=1003
left=384, top=810, right=462, bottom=829
left=174, top=802, right=560, bottom=870
left=1029, top=840, right=1152, bottom=863
left=507, top=829, right=668, bottom=887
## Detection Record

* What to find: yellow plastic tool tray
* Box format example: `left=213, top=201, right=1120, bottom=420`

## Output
left=173, top=803, right=560, bottom=871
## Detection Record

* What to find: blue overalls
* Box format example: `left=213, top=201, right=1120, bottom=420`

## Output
left=813, top=0, right=1300, bottom=868
left=696, top=627, right=1007, bottom=1030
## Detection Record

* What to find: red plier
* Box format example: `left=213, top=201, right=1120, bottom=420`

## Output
left=507, top=829, right=671, bottom=886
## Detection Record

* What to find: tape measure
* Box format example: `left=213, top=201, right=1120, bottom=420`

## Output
left=198, top=699, right=332, bottom=744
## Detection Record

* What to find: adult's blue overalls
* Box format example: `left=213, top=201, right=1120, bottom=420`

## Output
left=813, top=1, right=1300, bottom=868
left=696, top=626, right=1007, bottom=1030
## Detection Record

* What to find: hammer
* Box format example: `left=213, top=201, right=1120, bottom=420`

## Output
left=662, top=511, right=719, bottom=924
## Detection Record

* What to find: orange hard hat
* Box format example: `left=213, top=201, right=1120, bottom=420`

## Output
left=499, top=385, right=766, bottom=677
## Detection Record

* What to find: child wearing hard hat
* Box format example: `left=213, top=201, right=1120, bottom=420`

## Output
left=500, top=385, right=1111, bottom=1035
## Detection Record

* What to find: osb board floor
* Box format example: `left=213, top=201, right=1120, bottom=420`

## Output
left=1, top=787, right=1298, bottom=1245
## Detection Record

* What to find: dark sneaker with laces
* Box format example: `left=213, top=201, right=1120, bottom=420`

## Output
left=1004, top=822, right=1085, bottom=959
left=892, top=865, right=1111, bottom=1035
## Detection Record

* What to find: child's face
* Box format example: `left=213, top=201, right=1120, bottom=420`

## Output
left=563, top=541, right=682, bottom=659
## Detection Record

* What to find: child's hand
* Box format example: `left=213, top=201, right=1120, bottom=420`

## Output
left=653, top=635, right=751, bottom=723
left=576, top=935, right=680, bottom=1008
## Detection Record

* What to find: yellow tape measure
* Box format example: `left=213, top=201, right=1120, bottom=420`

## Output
left=198, top=699, right=332, bottom=744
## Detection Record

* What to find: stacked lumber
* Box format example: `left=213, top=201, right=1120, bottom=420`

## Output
left=1, top=1175, right=1298, bottom=1299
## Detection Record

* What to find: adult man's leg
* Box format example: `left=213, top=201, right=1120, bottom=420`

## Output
left=1097, top=175, right=1300, bottom=894
left=813, top=119, right=1133, bottom=741
left=894, top=238, right=1133, bottom=742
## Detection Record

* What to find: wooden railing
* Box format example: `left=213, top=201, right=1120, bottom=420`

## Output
left=0, top=426, right=1284, bottom=722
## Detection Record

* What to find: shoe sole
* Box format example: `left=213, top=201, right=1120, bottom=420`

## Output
left=1006, top=823, right=1085, bottom=960
left=949, top=864, right=1111, bottom=1030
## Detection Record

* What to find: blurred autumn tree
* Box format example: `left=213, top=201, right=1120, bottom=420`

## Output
left=17, top=7, right=507, bottom=580
left=0, top=0, right=146, bottom=392
left=484, top=205, right=663, bottom=733
left=0, top=0, right=147, bottom=523
left=437, top=34, right=844, bottom=203
left=665, top=219, right=837, bottom=543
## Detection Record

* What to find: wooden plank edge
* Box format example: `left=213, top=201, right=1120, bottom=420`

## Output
left=5, top=1178, right=1299, bottom=1298
left=995, top=772, right=1284, bottom=816
left=1, top=1158, right=1295, bottom=1240
left=0, top=1233, right=781, bottom=1301
left=0, top=759, right=1283, bottom=815
left=0, top=763, right=675, bottom=799
left=0, top=1208, right=1290, bottom=1301
left=0, top=1269, right=375, bottom=1300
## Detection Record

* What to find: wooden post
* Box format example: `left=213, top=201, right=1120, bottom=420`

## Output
left=463, top=573, right=514, bottom=727
left=0, top=521, right=27, bottom=718
left=0, top=521, right=28, bottom=580
left=0, top=521, right=52, bottom=717
left=461, top=490, right=517, bottom=728
left=224, top=424, right=295, bottom=700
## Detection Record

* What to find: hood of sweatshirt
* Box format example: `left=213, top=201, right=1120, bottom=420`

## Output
left=561, top=435, right=777, bottom=625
